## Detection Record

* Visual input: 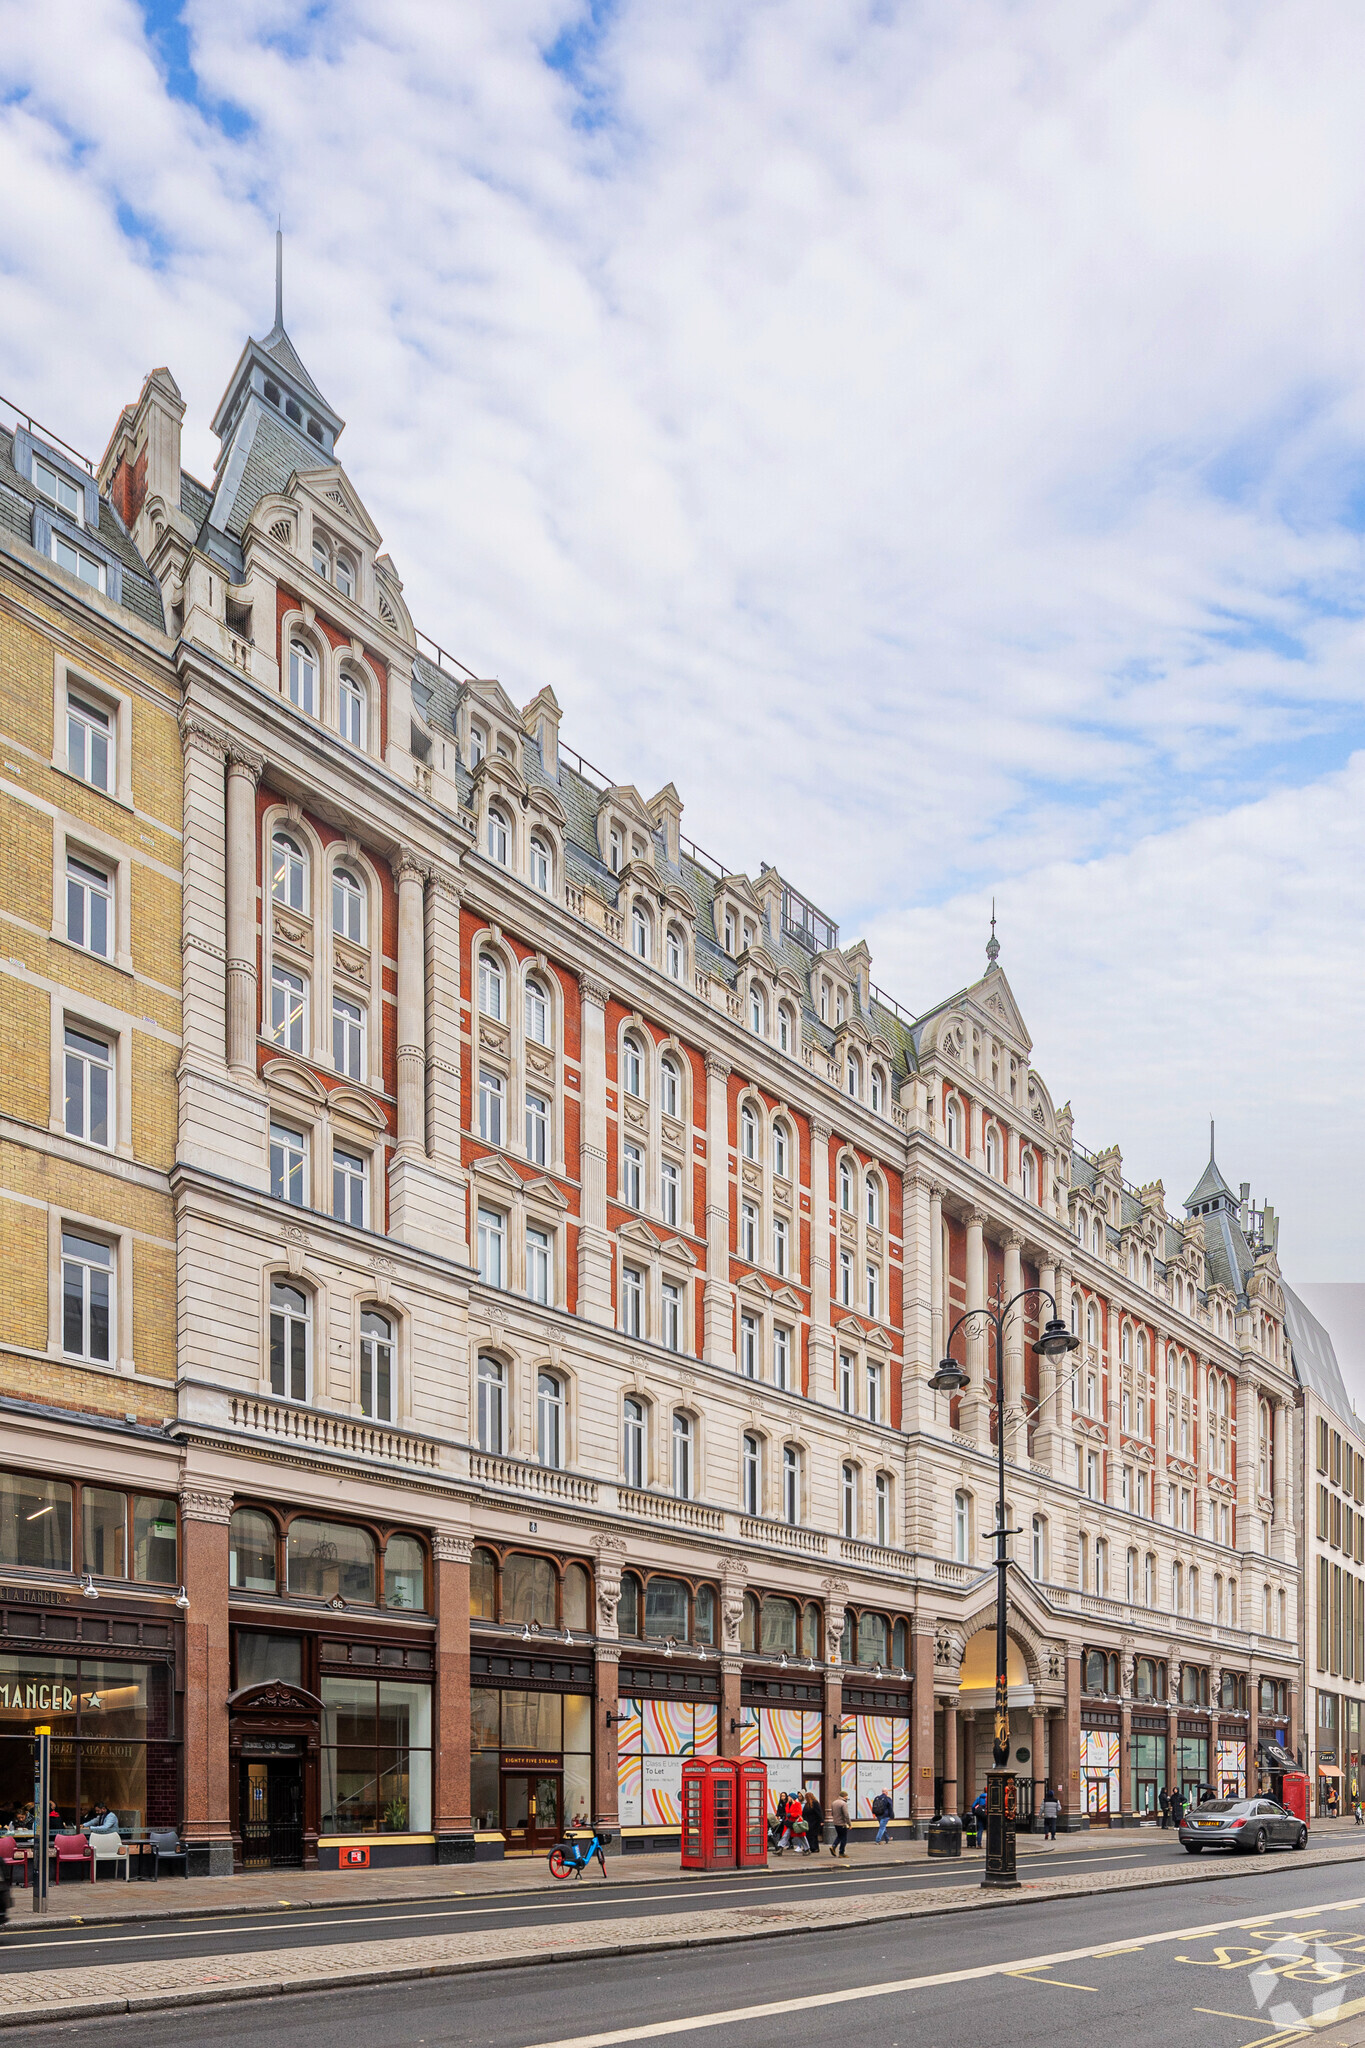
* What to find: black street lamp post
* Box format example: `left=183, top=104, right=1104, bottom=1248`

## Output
left=929, top=1285, right=1079, bottom=1889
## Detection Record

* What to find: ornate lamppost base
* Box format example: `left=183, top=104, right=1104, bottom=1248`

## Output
left=982, top=1768, right=1020, bottom=1889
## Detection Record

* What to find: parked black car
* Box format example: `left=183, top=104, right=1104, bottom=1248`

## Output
left=1179, top=1797, right=1307, bottom=1855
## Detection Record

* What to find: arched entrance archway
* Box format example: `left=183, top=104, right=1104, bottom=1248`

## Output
left=228, top=1680, right=322, bottom=1869
left=952, top=1628, right=1039, bottom=1825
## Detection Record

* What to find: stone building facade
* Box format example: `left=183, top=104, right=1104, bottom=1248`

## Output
left=0, top=286, right=1303, bottom=1869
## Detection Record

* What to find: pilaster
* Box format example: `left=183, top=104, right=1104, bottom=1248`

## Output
left=577, top=972, right=614, bottom=1324
left=433, top=1530, right=475, bottom=1860
left=179, top=1486, right=234, bottom=1876
left=703, top=1051, right=734, bottom=1367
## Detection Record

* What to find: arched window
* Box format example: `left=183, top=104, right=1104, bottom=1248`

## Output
left=502, top=1553, right=556, bottom=1626
left=1142, top=1252, right=1152, bottom=1286
left=631, top=904, right=650, bottom=960
left=666, top=927, right=684, bottom=981
left=1085, top=1301, right=1098, bottom=1348
left=1188, top=1565, right=1199, bottom=1615
left=661, top=1056, right=680, bottom=1118
left=288, top=638, right=317, bottom=714
left=870, top=1067, right=884, bottom=1114
left=524, top=977, right=549, bottom=1046
left=769, top=1120, right=788, bottom=1178
left=311, top=536, right=331, bottom=579
left=270, top=831, right=307, bottom=911
left=617, top=1572, right=641, bottom=1637
left=985, top=1126, right=1000, bottom=1178
left=1031, top=1514, right=1045, bottom=1578
left=487, top=806, right=510, bottom=865
left=782, top=1445, right=800, bottom=1525
left=865, top=1175, right=880, bottom=1228
left=760, top=1595, right=798, bottom=1656
left=857, top=1613, right=888, bottom=1667
left=945, top=1098, right=961, bottom=1152
left=523, top=836, right=548, bottom=895
left=876, top=1473, right=891, bottom=1547
left=477, top=1354, right=505, bottom=1453
left=742, top=1432, right=761, bottom=1515
left=564, top=1562, right=590, bottom=1631
left=841, top=1462, right=857, bottom=1537
left=778, top=1005, right=792, bottom=1053
left=846, top=1053, right=860, bottom=1099
left=286, top=1518, right=374, bottom=1603
left=740, top=1103, right=758, bottom=1160
left=839, top=1159, right=853, bottom=1212
left=1022, top=1151, right=1036, bottom=1201
left=228, top=1507, right=276, bottom=1592
left=1172, top=1561, right=1182, bottom=1609
left=335, top=554, right=355, bottom=600
left=477, top=951, right=504, bottom=1021
left=537, top=1372, right=565, bottom=1469
left=672, top=1412, right=693, bottom=1499
left=269, top=1280, right=310, bottom=1402
left=384, top=1533, right=425, bottom=1611
left=749, top=985, right=764, bottom=1035
left=332, top=865, right=365, bottom=943
left=623, top=1035, right=644, bottom=1098
left=359, top=1309, right=394, bottom=1422
left=891, top=1615, right=908, bottom=1669
left=338, top=667, right=367, bottom=748
left=953, top=1490, right=969, bottom=1561
left=1120, top=1325, right=1131, bottom=1366
left=1091, top=1218, right=1102, bottom=1254
left=623, top=1397, right=646, bottom=1488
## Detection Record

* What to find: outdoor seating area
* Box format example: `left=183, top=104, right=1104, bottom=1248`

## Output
left=0, top=1826, right=188, bottom=1884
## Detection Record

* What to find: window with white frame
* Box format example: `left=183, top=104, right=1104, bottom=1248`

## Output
left=51, top=532, right=105, bottom=591
left=609, top=826, right=623, bottom=874
left=61, top=1229, right=112, bottom=1362
left=623, top=1035, right=644, bottom=1098
left=478, top=1068, right=504, bottom=1146
left=740, top=1103, right=758, bottom=1160
left=773, top=1215, right=789, bottom=1276
left=866, top=1360, right=883, bottom=1424
left=270, top=1122, right=307, bottom=1206
left=526, top=1225, right=552, bottom=1305
left=64, top=1024, right=112, bottom=1147
left=778, top=1006, right=792, bottom=1053
left=525, top=1090, right=549, bottom=1166
left=672, top=1412, right=693, bottom=1498
left=287, top=639, right=317, bottom=715
left=487, top=807, right=510, bottom=866
left=865, top=1175, right=880, bottom=1228
left=477, top=1354, right=505, bottom=1452
left=537, top=1372, right=565, bottom=1468
left=841, top=1463, right=857, bottom=1538
left=773, top=1325, right=790, bottom=1391
left=742, top=1433, right=761, bottom=1515
left=332, top=1145, right=368, bottom=1227
left=1137, top=1468, right=1149, bottom=1518
left=1144, top=1552, right=1155, bottom=1604
left=359, top=1309, right=394, bottom=1422
left=1022, top=1151, right=1036, bottom=1201
left=875, top=1472, right=890, bottom=1546
left=740, top=1311, right=758, bottom=1379
left=773, top=1121, right=789, bottom=1178
left=1085, top=1448, right=1100, bottom=1499
left=35, top=455, right=82, bottom=518
left=66, top=853, right=112, bottom=958
left=749, top=985, right=764, bottom=1035
left=846, top=1053, right=860, bottom=1098
left=338, top=668, right=367, bottom=748
left=477, top=952, right=504, bottom=1020
left=985, top=1126, right=1000, bottom=1178
left=839, top=1160, right=853, bottom=1211
left=661, top=1159, right=679, bottom=1228
left=477, top=1205, right=505, bottom=1287
left=271, top=832, right=306, bottom=911
left=839, top=1250, right=852, bottom=1306
left=621, top=1264, right=643, bottom=1338
left=623, top=1398, right=645, bottom=1488
left=631, top=904, right=650, bottom=960
left=332, top=866, right=364, bottom=942
left=945, top=1098, right=962, bottom=1152
left=623, top=1142, right=642, bottom=1209
left=469, top=723, right=486, bottom=768
left=1031, top=1514, right=1045, bottom=1578
left=312, top=536, right=330, bottom=579
left=953, top=1491, right=970, bottom=1561
left=783, top=1444, right=800, bottom=1524
left=871, top=1068, right=883, bottom=1114
left=740, top=1202, right=757, bottom=1262
left=661, top=1056, right=679, bottom=1117
left=866, top=1263, right=880, bottom=1318
left=838, top=1351, right=854, bottom=1414
left=332, top=994, right=363, bottom=1080
left=666, top=926, right=684, bottom=981
left=268, top=963, right=306, bottom=1052
left=723, top=908, right=736, bottom=953
left=530, top=836, right=551, bottom=893
left=662, top=1279, right=682, bottom=1353
left=524, top=977, right=549, bottom=1046
left=66, top=693, right=110, bottom=791
left=335, top=554, right=355, bottom=599
left=269, top=1279, right=310, bottom=1401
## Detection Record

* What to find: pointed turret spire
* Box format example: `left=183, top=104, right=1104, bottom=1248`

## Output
left=985, top=897, right=1000, bottom=966
left=275, top=220, right=283, bottom=333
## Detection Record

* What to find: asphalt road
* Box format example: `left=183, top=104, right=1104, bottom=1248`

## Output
left=5, top=1858, right=1365, bottom=2048
left=4, top=1831, right=1218, bottom=1971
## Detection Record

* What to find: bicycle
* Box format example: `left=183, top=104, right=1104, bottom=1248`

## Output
left=548, top=1828, right=611, bottom=1879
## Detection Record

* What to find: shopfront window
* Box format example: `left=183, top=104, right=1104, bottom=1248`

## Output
left=470, top=1546, right=497, bottom=1620
left=132, top=1497, right=178, bottom=1585
left=0, top=1473, right=72, bottom=1571
left=694, top=1585, right=716, bottom=1645
left=563, top=1563, right=590, bottom=1631
left=644, top=1578, right=690, bottom=1640
left=502, top=1553, right=556, bottom=1627
left=235, top=1632, right=303, bottom=1688
left=0, top=1654, right=176, bottom=1832
left=320, top=1676, right=431, bottom=1834
left=469, top=1688, right=592, bottom=1834
left=857, top=1613, right=888, bottom=1667
left=82, top=1487, right=126, bottom=1578
left=759, top=1596, right=798, bottom=1657
left=287, top=1520, right=376, bottom=1604
left=229, top=1509, right=278, bottom=1593
left=383, top=1534, right=425, bottom=1611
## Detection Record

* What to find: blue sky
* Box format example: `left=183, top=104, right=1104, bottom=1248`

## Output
left=3, top=0, right=1365, bottom=1274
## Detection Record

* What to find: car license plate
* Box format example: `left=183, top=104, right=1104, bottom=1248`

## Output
left=1196, top=1819, right=1218, bottom=1828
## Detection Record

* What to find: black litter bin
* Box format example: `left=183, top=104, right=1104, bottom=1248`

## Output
left=927, top=1815, right=963, bottom=1858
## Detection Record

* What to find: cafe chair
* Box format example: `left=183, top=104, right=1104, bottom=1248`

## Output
left=52, top=1833, right=91, bottom=1883
left=147, top=1828, right=188, bottom=1880
left=0, top=1836, right=29, bottom=1889
left=89, top=1832, right=128, bottom=1882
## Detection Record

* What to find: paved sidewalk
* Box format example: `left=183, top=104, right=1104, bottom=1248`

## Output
left=1, top=1837, right=1363, bottom=2027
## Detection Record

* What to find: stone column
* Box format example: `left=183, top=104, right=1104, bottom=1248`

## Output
left=720, top=1659, right=743, bottom=1758
left=963, top=1210, right=988, bottom=1442
left=224, top=743, right=263, bottom=1079
left=180, top=717, right=230, bottom=1074
left=1037, top=1257, right=1062, bottom=1474
left=1031, top=1709, right=1046, bottom=1827
left=703, top=1053, right=734, bottom=1367
left=809, top=1119, right=833, bottom=1393
left=941, top=1696, right=959, bottom=1816
left=1272, top=1399, right=1293, bottom=1561
left=1168, top=1695, right=1181, bottom=1806
left=426, top=869, right=463, bottom=1158
left=1003, top=1233, right=1024, bottom=1461
left=179, top=1487, right=234, bottom=1876
left=929, top=1186, right=947, bottom=1433
left=1248, top=1670, right=1260, bottom=1791
left=577, top=974, right=614, bottom=1324
left=1120, top=1689, right=1134, bottom=1825
left=961, top=1709, right=976, bottom=1813
left=394, top=852, right=428, bottom=1158
left=594, top=1647, right=621, bottom=1848
left=1064, top=1647, right=1083, bottom=1827
left=1235, top=1373, right=1257, bottom=1546
left=912, top=1620, right=936, bottom=1832
left=1104, top=1297, right=1120, bottom=1505
left=432, top=1532, right=474, bottom=1860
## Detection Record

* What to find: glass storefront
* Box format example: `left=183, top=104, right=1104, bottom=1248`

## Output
left=319, top=1676, right=431, bottom=1833
left=1215, top=1737, right=1247, bottom=1799
left=471, top=1688, right=593, bottom=1836
left=0, top=1652, right=177, bottom=1830
left=617, top=1698, right=717, bottom=1827
left=1177, top=1731, right=1209, bottom=1800
left=1081, top=1729, right=1120, bottom=1819
left=1132, top=1731, right=1166, bottom=1814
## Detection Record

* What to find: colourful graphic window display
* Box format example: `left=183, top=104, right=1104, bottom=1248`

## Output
left=1215, top=1738, right=1246, bottom=1800
left=739, top=1706, right=823, bottom=1811
left=616, top=1698, right=718, bottom=1827
left=844, top=1713, right=910, bottom=1819
left=1081, top=1729, right=1120, bottom=1818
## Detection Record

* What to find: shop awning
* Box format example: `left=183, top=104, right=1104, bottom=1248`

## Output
left=1257, top=1742, right=1296, bottom=1771
left=1318, top=1765, right=1342, bottom=1779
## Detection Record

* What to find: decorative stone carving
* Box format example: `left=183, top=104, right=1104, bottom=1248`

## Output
left=179, top=1488, right=234, bottom=1525
left=181, top=714, right=229, bottom=760
left=431, top=1532, right=472, bottom=1564
left=226, top=740, right=265, bottom=781
left=580, top=973, right=611, bottom=1009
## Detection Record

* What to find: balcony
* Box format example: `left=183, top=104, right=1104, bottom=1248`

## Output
left=739, top=1515, right=828, bottom=1555
left=225, top=1395, right=441, bottom=1470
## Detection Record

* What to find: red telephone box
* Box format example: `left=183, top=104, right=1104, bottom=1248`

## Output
left=681, top=1758, right=768, bottom=1871
left=1279, top=1772, right=1309, bottom=1827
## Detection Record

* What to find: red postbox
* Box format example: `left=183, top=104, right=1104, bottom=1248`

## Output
left=681, top=1758, right=768, bottom=1870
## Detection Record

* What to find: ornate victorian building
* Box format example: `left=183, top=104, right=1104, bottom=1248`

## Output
left=0, top=278, right=1302, bottom=1870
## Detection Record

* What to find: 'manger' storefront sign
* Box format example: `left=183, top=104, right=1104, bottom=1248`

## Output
left=0, top=1681, right=80, bottom=1713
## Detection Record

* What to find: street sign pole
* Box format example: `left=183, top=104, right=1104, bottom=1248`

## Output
left=32, top=1727, right=50, bottom=1915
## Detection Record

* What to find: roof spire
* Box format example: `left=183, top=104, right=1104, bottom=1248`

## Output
left=986, top=897, right=1000, bottom=966
left=1210, top=1117, right=1215, bottom=1160
left=275, top=220, right=283, bottom=332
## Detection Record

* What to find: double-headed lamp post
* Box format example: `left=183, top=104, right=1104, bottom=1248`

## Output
left=929, top=1286, right=1080, bottom=1889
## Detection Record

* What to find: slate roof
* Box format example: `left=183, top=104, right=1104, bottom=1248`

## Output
left=1285, top=1284, right=1361, bottom=1434
left=0, top=425, right=164, bottom=632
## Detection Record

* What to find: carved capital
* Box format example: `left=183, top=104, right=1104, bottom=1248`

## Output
left=580, top=972, right=611, bottom=1009
left=967, top=1207, right=988, bottom=1230
left=226, top=740, right=266, bottom=782
left=705, top=1050, right=731, bottom=1083
left=179, top=1486, right=234, bottom=1526
left=431, top=1531, right=472, bottom=1564
left=392, top=847, right=430, bottom=890
left=810, top=1118, right=832, bottom=1147
left=1005, top=1230, right=1025, bottom=1252
left=181, top=713, right=229, bottom=761
left=429, top=863, right=462, bottom=905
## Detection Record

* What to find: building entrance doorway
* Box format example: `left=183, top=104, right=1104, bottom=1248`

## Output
left=503, top=1773, right=561, bottom=1853
left=1083, top=1774, right=1111, bottom=1822
left=239, top=1757, right=304, bottom=1868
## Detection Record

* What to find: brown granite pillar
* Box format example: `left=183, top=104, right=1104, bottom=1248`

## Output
left=912, top=1623, right=936, bottom=1833
left=961, top=1709, right=975, bottom=1814
left=1248, top=1672, right=1260, bottom=1792
left=1120, top=1695, right=1134, bottom=1824
left=433, top=1532, right=473, bottom=1861
left=595, top=1647, right=621, bottom=1849
left=1064, top=1648, right=1083, bottom=1828
left=179, top=1487, right=234, bottom=1875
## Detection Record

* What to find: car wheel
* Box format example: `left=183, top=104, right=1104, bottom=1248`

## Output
left=1183, top=1843, right=1202, bottom=1854
left=1294, top=1827, right=1308, bottom=1850
left=1251, top=1829, right=1268, bottom=1855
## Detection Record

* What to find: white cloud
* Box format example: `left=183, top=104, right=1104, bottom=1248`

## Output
left=3, top=0, right=1365, bottom=1263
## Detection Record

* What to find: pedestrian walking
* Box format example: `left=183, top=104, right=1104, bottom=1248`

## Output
left=803, top=1788, right=824, bottom=1854
left=1158, top=1786, right=1170, bottom=1830
left=1041, top=1782, right=1059, bottom=1843
left=829, top=1789, right=851, bottom=1859
left=1170, top=1786, right=1185, bottom=1829
left=784, top=1791, right=808, bottom=1852
left=871, top=1788, right=893, bottom=1844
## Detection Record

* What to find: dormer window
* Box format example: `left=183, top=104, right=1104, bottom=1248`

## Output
left=530, top=836, right=551, bottom=894
left=469, top=722, right=486, bottom=767
left=312, top=538, right=330, bottom=579
left=631, top=904, right=650, bottom=960
left=778, top=1005, right=791, bottom=1053
left=666, top=926, right=684, bottom=981
left=723, top=909, right=736, bottom=953
left=836, top=991, right=846, bottom=1024
left=819, top=981, right=829, bottom=1022
left=609, top=827, right=623, bottom=874
left=488, top=806, right=510, bottom=866
left=870, top=1068, right=883, bottom=1114
left=34, top=456, right=82, bottom=522
left=51, top=534, right=104, bottom=592
left=335, top=556, right=355, bottom=600
left=846, top=1053, right=860, bottom=1099
left=285, top=397, right=303, bottom=425
left=338, top=667, right=367, bottom=749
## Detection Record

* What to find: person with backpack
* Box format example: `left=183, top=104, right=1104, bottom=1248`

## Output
left=871, top=1788, right=893, bottom=1844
